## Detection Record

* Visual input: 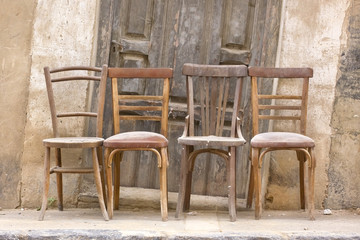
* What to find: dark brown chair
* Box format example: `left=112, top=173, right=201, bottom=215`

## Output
left=104, top=67, right=172, bottom=221
left=175, top=63, right=247, bottom=222
left=39, top=65, right=109, bottom=221
left=246, top=67, right=316, bottom=220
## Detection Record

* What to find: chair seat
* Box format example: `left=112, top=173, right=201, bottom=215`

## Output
left=43, top=137, right=104, bottom=148
left=178, top=135, right=246, bottom=147
left=104, top=131, right=168, bottom=149
left=251, top=132, right=315, bottom=148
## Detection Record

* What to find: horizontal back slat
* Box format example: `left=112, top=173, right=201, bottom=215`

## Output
left=118, top=105, right=162, bottom=111
left=259, top=95, right=302, bottom=100
left=182, top=63, right=248, bottom=77
left=119, top=115, right=162, bottom=121
left=118, top=95, right=163, bottom=101
left=57, top=112, right=97, bottom=118
left=52, top=76, right=101, bottom=82
left=249, top=67, right=313, bottom=78
left=258, top=105, right=301, bottom=110
left=49, top=66, right=102, bottom=73
left=259, top=115, right=301, bottom=121
left=109, top=68, right=173, bottom=78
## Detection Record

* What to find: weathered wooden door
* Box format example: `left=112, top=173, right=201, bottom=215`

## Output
left=95, top=0, right=281, bottom=199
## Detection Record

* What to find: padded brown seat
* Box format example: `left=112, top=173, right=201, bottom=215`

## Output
left=251, top=132, right=315, bottom=148
left=104, top=131, right=168, bottom=149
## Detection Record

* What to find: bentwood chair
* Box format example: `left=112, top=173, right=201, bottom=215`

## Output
left=246, top=67, right=316, bottom=220
left=175, top=63, right=247, bottom=222
left=104, top=67, right=172, bottom=221
left=39, top=65, right=109, bottom=221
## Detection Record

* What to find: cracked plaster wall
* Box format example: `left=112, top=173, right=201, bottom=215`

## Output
left=19, top=0, right=99, bottom=208
left=0, top=0, right=37, bottom=208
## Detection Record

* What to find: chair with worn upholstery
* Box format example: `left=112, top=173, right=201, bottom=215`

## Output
left=104, top=67, right=172, bottom=221
left=246, top=67, right=316, bottom=220
left=175, top=63, right=248, bottom=222
left=39, top=65, right=109, bottom=221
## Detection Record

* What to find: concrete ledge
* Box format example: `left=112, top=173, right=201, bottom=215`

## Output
left=1, top=229, right=360, bottom=240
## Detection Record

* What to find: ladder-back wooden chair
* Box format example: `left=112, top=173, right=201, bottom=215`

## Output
left=39, top=65, right=109, bottom=221
left=175, top=63, right=247, bottom=222
left=104, top=67, right=172, bottom=221
left=246, top=67, right=316, bottom=220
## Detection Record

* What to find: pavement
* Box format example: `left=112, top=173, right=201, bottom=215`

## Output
left=1, top=187, right=360, bottom=239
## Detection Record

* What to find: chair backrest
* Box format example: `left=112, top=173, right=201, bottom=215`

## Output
left=44, top=65, right=108, bottom=138
left=108, top=67, right=173, bottom=137
left=182, top=63, right=248, bottom=138
left=248, top=67, right=313, bottom=136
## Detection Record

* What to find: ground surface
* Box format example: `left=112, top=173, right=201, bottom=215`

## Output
left=1, top=188, right=359, bottom=239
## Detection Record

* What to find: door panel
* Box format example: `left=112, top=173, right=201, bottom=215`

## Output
left=94, top=0, right=282, bottom=199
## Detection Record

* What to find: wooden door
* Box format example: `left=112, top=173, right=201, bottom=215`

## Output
left=94, top=0, right=282, bottom=199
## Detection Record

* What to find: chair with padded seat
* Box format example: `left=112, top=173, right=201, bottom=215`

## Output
left=246, top=67, right=316, bottom=220
left=39, top=65, right=109, bottom=221
left=175, top=63, right=248, bottom=222
left=104, top=67, right=172, bottom=221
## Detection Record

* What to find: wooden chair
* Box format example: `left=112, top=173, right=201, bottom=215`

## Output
left=246, top=67, right=316, bottom=220
left=104, top=67, right=172, bottom=221
left=175, top=63, right=247, bottom=222
left=39, top=65, right=109, bottom=221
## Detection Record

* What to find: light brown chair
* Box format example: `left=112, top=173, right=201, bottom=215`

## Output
left=104, top=67, right=172, bottom=221
left=175, top=63, right=247, bottom=222
left=246, top=67, right=316, bottom=220
left=39, top=65, right=109, bottom=221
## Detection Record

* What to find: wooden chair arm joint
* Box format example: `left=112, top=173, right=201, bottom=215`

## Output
left=236, top=117, right=245, bottom=141
left=181, top=115, right=190, bottom=138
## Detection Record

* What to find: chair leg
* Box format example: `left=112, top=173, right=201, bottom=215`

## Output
left=183, top=169, right=192, bottom=212
left=113, top=152, right=122, bottom=210
left=92, top=148, right=109, bottom=221
left=308, top=147, right=316, bottom=220
left=55, top=148, right=63, bottom=211
left=253, top=147, right=262, bottom=220
left=39, top=147, right=51, bottom=221
left=247, top=163, right=254, bottom=208
left=97, top=146, right=107, bottom=207
left=228, top=147, right=237, bottom=222
left=247, top=147, right=254, bottom=208
left=159, top=147, right=168, bottom=221
left=105, top=148, right=113, bottom=219
left=183, top=145, right=193, bottom=212
left=297, top=150, right=306, bottom=209
left=175, top=145, right=189, bottom=218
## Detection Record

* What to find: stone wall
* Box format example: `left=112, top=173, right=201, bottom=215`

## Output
left=326, top=0, right=360, bottom=209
